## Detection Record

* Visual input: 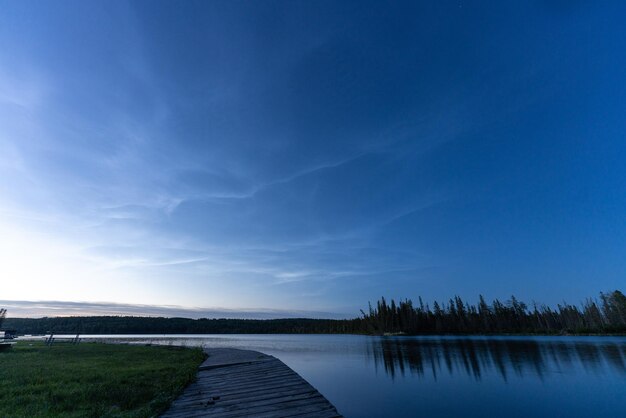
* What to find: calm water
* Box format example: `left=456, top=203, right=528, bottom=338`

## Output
left=63, top=334, right=626, bottom=417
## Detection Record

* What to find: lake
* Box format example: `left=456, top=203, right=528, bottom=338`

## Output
left=75, top=334, right=626, bottom=417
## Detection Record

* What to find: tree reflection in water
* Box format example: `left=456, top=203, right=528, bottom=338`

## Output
left=368, top=337, right=626, bottom=381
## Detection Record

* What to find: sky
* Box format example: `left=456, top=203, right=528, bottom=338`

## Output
left=1, top=1, right=625, bottom=318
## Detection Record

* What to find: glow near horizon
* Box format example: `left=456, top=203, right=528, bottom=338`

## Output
left=1, top=1, right=626, bottom=317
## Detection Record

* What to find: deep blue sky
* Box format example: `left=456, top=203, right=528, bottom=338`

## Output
left=1, top=1, right=625, bottom=317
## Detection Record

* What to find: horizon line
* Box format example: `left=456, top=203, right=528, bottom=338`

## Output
left=0, top=300, right=351, bottom=320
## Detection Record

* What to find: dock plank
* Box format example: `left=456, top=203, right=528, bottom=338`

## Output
left=172, top=381, right=314, bottom=403
left=161, top=348, right=342, bottom=418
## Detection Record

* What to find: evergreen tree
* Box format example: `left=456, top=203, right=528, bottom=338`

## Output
left=359, top=290, right=626, bottom=335
left=0, top=308, right=6, bottom=329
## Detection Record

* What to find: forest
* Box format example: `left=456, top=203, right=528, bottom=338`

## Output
left=3, top=316, right=357, bottom=335
left=359, top=290, right=626, bottom=335
left=2, top=290, right=625, bottom=335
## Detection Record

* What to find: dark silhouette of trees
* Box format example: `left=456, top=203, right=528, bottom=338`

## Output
left=4, top=316, right=366, bottom=336
left=3, top=290, right=625, bottom=336
left=360, top=290, right=626, bottom=335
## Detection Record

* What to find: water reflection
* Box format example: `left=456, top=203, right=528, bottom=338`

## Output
left=368, top=337, right=626, bottom=381
left=51, top=334, right=626, bottom=417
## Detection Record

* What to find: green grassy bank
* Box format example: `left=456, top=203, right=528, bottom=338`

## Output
left=0, top=341, right=205, bottom=418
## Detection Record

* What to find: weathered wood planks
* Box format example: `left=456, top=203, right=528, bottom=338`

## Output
left=161, top=348, right=342, bottom=418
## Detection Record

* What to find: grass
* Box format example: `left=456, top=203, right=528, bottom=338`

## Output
left=0, top=341, right=205, bottom=418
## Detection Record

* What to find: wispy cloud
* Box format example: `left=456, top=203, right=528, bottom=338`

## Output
left=0, top=300, right=348, bottom=320
left=2, top=1, right=615, bottom=313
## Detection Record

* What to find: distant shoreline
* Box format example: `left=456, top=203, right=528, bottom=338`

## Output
left=5, top=316, right=626, bottom=337
left=5, top=290, right=625, bottom=336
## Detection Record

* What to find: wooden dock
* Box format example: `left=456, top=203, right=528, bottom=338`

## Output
left=161, top=348, right=342, bottom=418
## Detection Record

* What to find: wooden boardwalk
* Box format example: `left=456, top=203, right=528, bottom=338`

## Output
left=161, top=348, right=342, bottom=418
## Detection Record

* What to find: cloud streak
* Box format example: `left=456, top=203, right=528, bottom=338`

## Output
left=0, top=300, right=348, bottom=320
left=1, top=1, right=624, bottom=312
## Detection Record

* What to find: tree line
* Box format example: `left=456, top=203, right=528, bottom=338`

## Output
left=359, top=290, right=626, bottom=334
left=2, top=290, right=625, bottom=335
left=3, top=316, right=358, bottom=335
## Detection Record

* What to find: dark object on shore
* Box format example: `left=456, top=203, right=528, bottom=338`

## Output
left=44, top=333, right=81, bottom=346
left=0, top=308, right=16, bottom=350
left=0, top=308, right=6, bottom=331
left=0, top=342, right=15, bottom=351
left=0, top=329, right=17, bottom=340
